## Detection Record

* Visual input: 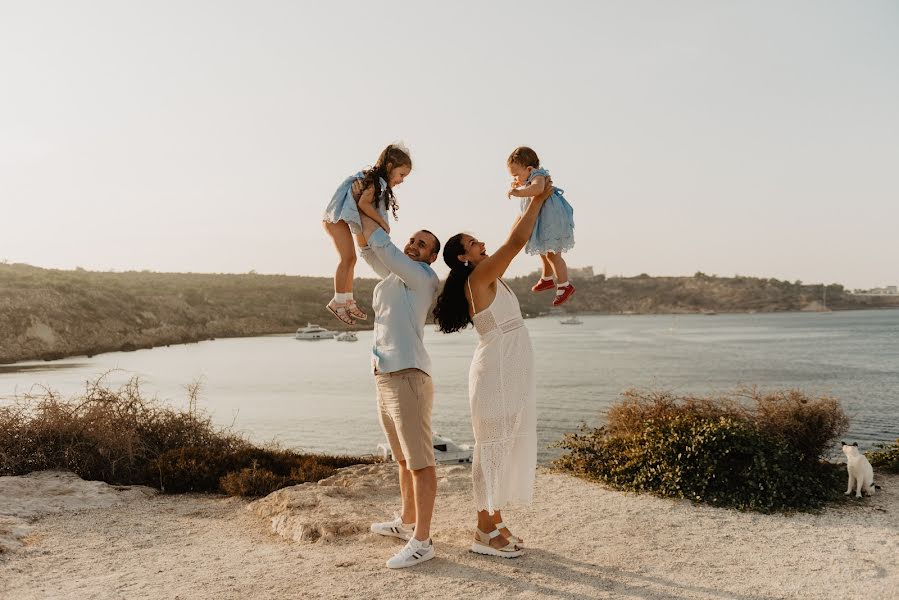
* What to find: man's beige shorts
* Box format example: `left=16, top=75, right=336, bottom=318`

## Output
left=375, top=368, right=436, bottom=471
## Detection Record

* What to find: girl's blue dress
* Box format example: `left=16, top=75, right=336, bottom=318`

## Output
left=323, top=172, right=389, bottom=234
left=520, top=168, right=575, bottom=255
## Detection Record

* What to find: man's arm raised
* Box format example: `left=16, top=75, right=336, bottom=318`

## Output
left=356, top=214, right=434, bottom=291
left=356, top=214, right=391, bottom=279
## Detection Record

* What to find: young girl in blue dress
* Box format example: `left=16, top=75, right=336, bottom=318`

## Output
left=506, top=147, right=576, bottom=306
left=322, top=144, right=412, bottom=324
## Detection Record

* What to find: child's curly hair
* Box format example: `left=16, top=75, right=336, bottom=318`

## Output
left=358, top=144, right=412, bottom=220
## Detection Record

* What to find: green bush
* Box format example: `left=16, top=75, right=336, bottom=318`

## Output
left=866, top=439, right=899, bottom=474
left=555, top=389, right=848, bottom=512
left=0, top=376, right=377, bottom=496
left=603, top=389, right=848, bottom=464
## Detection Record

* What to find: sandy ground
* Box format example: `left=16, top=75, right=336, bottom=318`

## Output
left=1, top=465, right=896, bottom=600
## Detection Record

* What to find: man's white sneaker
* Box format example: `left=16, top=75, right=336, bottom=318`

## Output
left=386, top=537, right=434, bottom=569
left=370, top=515, right=414, bottom=541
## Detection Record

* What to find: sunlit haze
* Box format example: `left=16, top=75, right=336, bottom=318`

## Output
left=2, top=1, right=897, bottom=288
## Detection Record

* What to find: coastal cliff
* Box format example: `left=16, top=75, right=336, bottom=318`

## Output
left=3, top=263, right=897, bottom=364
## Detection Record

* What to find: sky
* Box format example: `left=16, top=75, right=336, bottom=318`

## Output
left=1, top=1, right=897, bottom=289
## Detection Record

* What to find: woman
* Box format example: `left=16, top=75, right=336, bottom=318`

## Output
left=432, top=183, right=552, bottom=558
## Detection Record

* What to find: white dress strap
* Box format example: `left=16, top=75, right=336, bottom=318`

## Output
left=467, top=274, right=477, bottom=314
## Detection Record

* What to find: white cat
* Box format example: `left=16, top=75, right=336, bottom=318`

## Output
left=842, top=441, right=876, bottom=498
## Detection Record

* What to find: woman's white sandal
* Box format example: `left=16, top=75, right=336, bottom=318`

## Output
left=471, top=527, right=523, bottom=558
left=495, top=521, right=522, bottom=545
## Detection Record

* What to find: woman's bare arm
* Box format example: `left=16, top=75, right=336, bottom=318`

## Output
left=470, top=180, right=553, bottom=290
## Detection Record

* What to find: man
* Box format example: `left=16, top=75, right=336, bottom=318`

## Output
left=354, top=212, right=441, bottom=569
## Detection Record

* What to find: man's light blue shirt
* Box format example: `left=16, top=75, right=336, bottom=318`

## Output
left=359, top=228, right=439, bottom=376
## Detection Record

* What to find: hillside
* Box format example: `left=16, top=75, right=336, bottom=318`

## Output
left=2, top=263, right=897, bottom=364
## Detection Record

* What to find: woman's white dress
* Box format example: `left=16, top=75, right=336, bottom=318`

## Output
left=469, top=279, right=537, bottom=512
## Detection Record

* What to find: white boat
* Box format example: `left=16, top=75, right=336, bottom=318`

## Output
left=560, top=315, right=583, bottom=325
left=378, top=432, right=472, bottom=464
left=335, top=331, right=358, bottom=342
left=295, top=323, right=337, bottom=340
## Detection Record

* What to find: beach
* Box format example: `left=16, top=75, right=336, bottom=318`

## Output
left=1, top=465, right=896, bottom=600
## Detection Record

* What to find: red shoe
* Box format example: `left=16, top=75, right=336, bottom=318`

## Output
left=552, top=284, right=576, bottom=306
left=531, top=278, right=555, bottom=292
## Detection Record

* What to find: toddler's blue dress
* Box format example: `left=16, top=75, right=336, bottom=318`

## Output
left=520, top=168, right=575, bottom=255
left=323, top=172, right=389, bottom=234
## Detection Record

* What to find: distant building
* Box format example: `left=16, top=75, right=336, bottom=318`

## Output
left=853, top=285, right=899, bottom=296
left=530, top=265, right=595, bottom=279
left=570, top=266, right=594, bottom=278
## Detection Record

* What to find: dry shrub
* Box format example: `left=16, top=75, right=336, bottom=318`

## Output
left=0, top=375, right=377, bottom=496
left=606, top=390, right=746, bottom=437
left=751, top=389, right=849, bottom=462
left=220, top=466, right=287, bottom=497
left=153, top=446, right=241, bottom=493
left=217, top=454, right=376, bottom=497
